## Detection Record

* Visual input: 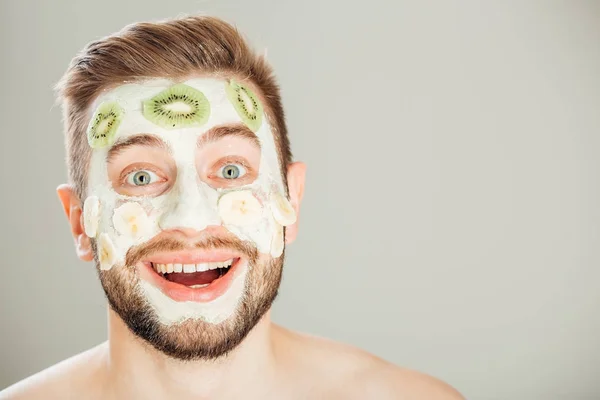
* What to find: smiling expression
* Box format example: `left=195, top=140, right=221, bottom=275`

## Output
left=83, top=77, right=296, bottom=325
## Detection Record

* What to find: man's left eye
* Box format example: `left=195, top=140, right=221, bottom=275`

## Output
left=217, top=164, right=247, bottom=180
left=126, top=170, right=161, bottom=186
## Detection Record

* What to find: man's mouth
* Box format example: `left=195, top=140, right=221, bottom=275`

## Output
left=137, top=251, right=246, bottom=303
left=150, top=259, right=236, bottom=288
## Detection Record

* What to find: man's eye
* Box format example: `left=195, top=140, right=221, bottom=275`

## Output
left=126, top=170, right=160, bottom=186
left=218, top=164, right=247, bottom=180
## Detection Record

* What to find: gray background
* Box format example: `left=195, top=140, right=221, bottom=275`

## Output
left=1, top=1, right=598, bottom=399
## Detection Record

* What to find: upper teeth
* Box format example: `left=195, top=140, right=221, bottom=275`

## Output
left=153, top=259, right=234, bottom=274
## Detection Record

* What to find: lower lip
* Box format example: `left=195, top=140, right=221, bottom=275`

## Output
left=138, top=258, right=244, bottom=303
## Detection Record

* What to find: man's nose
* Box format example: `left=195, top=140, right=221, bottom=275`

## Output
left=158, top=173, right=221, bottom=232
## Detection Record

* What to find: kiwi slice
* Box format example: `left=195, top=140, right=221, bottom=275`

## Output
left=87, top=101, right=124, bottom=149
left=225, top=80, right=263, bottom=132
left=142, top=84, right=210, bottom=129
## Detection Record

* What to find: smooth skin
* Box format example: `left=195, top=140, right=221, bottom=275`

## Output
left=0, top=162, right=464, bottom=400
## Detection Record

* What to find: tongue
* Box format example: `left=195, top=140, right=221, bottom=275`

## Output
left=165, top=270, right=221, bottom=286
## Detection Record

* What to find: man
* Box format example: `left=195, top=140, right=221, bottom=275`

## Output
left=1, top=15, right=464, bottom=400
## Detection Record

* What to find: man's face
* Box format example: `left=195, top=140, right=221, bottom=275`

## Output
left=74, top=77, right=300, bottom=360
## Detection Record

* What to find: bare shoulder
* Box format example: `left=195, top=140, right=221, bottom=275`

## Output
left=338, top=359, right=465, bottom=400
left=274, top=325, right=464, bottom=400
left=0, top=342, right=108, bottom=400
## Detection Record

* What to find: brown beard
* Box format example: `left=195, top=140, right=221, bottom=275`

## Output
left=93, top=233, right=284, bottom=361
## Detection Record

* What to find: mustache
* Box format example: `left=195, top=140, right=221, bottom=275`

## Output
left=125, top=234, right=259, bottom=267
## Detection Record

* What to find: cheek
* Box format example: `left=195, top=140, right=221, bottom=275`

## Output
left=216, top=185, right=282, bottom=256
left=89, top=184, right=164, bottom=269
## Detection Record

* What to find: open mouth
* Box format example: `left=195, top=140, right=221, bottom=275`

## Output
left=150, top=258, right=237, bottom=288
left=137, top=252, right=245, bottom=303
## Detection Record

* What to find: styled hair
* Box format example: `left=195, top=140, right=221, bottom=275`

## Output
left=55, top=15, right=290, bottom=199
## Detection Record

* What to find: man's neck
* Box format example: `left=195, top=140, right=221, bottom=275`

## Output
left=105, top=309, right=279, bottom=400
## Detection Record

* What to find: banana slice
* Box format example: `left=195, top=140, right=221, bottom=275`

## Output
left=98, top=233, right=116, bottom=271
left=218, top=190, right=262, bottom=226
left=270, top=192, right=296, bottom=226
left=112, top=202, right=151, bottom=239
left=270, top=223, right=284, bottom=258
left=83, top=196, right=100, bottom=238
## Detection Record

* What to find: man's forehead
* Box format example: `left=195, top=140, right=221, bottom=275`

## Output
left=89, top=77, right=267, bottom=145
left=91, top=78, right=180, bottom=111
left=91, top=77, right=234, bottom=117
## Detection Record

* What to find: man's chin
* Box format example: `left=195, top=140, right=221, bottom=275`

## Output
left=98, top=255, right=283, bottom=361
left=111, top=303, right=254, bottom=361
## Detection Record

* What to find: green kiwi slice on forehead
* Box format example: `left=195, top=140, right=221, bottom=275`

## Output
left=87, top=101, right=124, bottom=149
left=142, top=84, right=211, bottom=129
left=225, top=80, right=263, bottom=132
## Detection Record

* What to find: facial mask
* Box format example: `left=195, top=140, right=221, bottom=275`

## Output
left=82, top=77, right=296, bottom=324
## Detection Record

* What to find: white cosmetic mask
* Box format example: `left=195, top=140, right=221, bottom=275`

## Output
left=83, top=77, right=296, bottom=324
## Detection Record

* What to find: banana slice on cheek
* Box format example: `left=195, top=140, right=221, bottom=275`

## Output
left=98, top=233, right=117, bottom=271
left=270, top=192, right=296, bottom=227
left=112, top=202, right=152, bottom=239
left=83, top=196, right=101, bottom=238
left=270, top=223, right=284, bottom=258
left=217, top=190, right=294, bottom=258
left=218, top=190, right=263, bottom=226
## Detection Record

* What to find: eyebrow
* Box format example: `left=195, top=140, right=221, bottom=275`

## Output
left=107, top=134, right=169, bottom=163
left=198, top=124, right=261, bottom=149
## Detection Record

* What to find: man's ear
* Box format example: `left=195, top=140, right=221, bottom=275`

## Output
left=284, top=162, right=306, bottom=244
left=57, top=184, right=93, bottom=262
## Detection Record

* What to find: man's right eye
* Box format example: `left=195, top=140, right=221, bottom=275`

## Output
left=126, top=170, right=161, bottom=186
left=217, top=164, right=247, bottom=180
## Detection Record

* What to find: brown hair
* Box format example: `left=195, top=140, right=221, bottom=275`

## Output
left=55, top=15, right=291, bottom=200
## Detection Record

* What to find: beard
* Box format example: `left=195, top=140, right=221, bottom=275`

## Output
left=93, top=233, right=284, bottom=361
